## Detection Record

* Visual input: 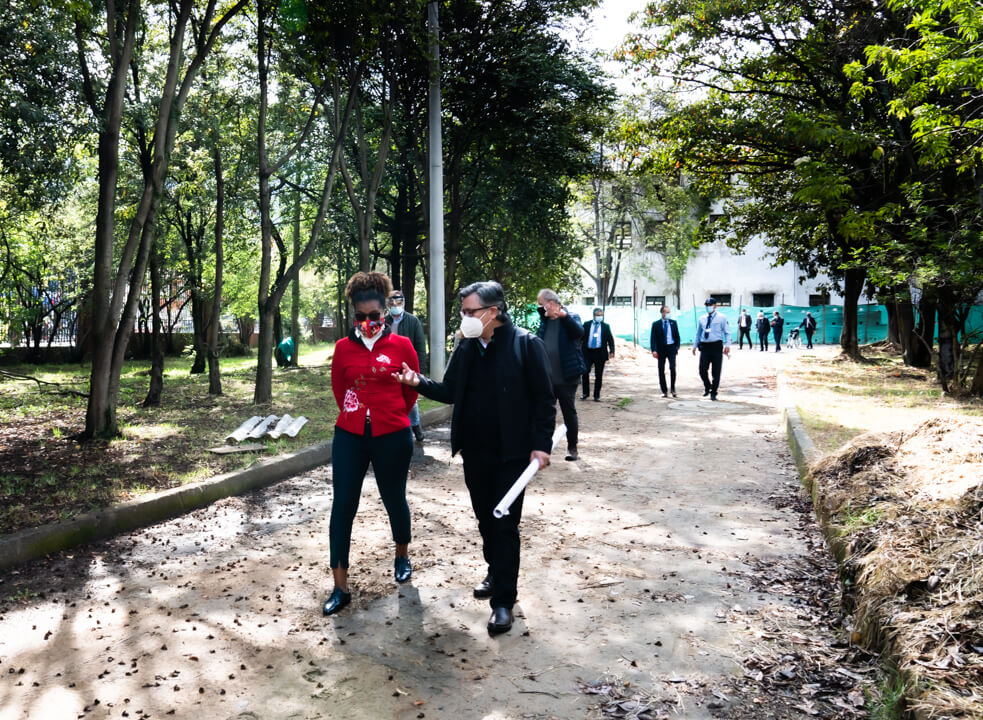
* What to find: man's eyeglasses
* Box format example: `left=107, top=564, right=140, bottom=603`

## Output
left=355, top=311, right=383, bottom=322
left=460, top=306, right=491, bottom=318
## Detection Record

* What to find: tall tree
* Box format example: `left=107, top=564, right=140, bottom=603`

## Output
left=74, top=0, right=246, bottom=437
left=619, top=0, right=912, bottom=359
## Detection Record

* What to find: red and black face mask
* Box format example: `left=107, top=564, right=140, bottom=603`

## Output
left=355, top=311, right=384, bottom=338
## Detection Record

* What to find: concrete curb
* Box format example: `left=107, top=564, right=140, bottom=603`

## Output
left=0, top=405, right=454, bottom=574
left=776, top=369, right=819, bottom=478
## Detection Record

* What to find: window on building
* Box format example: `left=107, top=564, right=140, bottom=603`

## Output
left=809, top=293, right=830, bottom=306
left=615, top=221, right=632, bottom=250
left=709, top=293, right=732, bottom=307
left=583, top=296, right=595, bottom=306
left=645, top=295, right=666, bottom=307
left=611, top=296, right=632, bottom=306
left=752, top=293, right=775, bottom=307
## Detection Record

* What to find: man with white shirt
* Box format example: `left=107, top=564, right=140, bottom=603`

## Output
left=691, top=298, right=731, bottom=400
left=650, top=305, right=680, bottom=398
left=581, top=307, right=615, bottom=401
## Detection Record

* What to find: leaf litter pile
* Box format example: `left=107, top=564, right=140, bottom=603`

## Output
left=809, top=417, right=983, bottom=718
left=577, top=488, right=886, bottom=719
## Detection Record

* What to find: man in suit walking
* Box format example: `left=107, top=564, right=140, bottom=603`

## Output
left=770, top=311, right=785, bottom=352
left=736, top=309, right=753, bottom=349
left=692, top=298, right=731, bottom=400
left=755, top=311, right=770, bottom=351
left=581, top=307, right=615, bottom=401
left=798, top=311, right=817, bottom=348
left=650, top=305, right=680, bottom=398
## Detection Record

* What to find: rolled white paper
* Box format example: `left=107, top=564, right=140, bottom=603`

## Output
left=492, top=424, right=566, bottom=518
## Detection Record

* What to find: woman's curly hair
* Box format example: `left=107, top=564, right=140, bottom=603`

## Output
left=345, top=271, right=393, bottom=306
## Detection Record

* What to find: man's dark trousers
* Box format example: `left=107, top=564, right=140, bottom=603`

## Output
left=738, top=326, right=752, bottom=348
left=657, top=348, right=677, bottom=395
left=773, top=329, right=782, bottom=351
left=698, top=340, right=724, bottom=396
left=581, top=349, right=607, bottom=400
left=805, top=329, right=814, bottom=348
left=462, top=451, right=527, bottom=609
left=554, top=381, right=579, bottom=449
left=758, top=332, right=768, bottom=351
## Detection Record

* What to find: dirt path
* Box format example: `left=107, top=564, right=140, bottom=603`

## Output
left=0, top=346, right=878, bottom=719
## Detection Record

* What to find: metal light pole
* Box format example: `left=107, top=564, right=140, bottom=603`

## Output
left=427, top=0, right=446, bottom=380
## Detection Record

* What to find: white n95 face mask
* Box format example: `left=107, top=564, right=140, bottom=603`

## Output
left=460, top=314, right=486, bottom=338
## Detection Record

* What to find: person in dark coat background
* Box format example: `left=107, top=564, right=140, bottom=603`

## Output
left=755, top=311, right=770, bottom=351
left=770, top=311, right=785, bottom=352
left=736, top=309, right=753, bottom=349
left=581, top=307, right=615, bottom=402
left=650, top=305, right=681, bottom=398
left=536, top=289, right=585, bottom=461
left=386, top=290, right=427, bottom=443
left=798, top=311, right=817, bottom=348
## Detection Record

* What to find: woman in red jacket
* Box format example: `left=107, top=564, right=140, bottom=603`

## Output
left=323, top=271, right=420, bottom=616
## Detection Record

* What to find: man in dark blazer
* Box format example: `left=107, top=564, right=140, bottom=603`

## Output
left=737, top=309, right=753, bottom=349
left=798, top=311, right=817, bottom=348
left=393, top=281, right=555, bottom=636
left=770, top=311, right=785, bottom=352
left=581, top=307, right=615, bottom=402
left=755, top=311, right=770, bottom=351
left=650, top=305, right=681, bottom=398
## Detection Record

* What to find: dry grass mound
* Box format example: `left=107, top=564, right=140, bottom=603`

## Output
left=807, top=417, right=983, bottom=719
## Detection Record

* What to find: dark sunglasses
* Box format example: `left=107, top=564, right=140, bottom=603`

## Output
left=354, top=311, right=383, bottom=322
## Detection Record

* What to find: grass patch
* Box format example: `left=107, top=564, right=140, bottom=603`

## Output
left=0, top=343, right=342, bottom=535
left=783, top=346, right=982, bottom=453
left=616, top=397, right=633, bottom=409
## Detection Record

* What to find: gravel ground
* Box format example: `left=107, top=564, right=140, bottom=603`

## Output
left=0, top=345, right=880, bottom=720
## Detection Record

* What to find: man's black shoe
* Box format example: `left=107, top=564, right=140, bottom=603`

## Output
left=710, top=393, right=718, bottom=401
left=565, top=448, right=578, bottom=461
left=661, top=393, right=668, bottom=398
left=322, top=588, right=351, bottom=616
left=580, top=394, right=589, bottom=400
left=474, top=575, right=494, bottom=598
left=487, top=606, right=513, bottom=635
left=703, top=389, right=711, bottom=396
left=671, top=391, right=678, bottom=398
left=394, top=556, right=412, bottom=583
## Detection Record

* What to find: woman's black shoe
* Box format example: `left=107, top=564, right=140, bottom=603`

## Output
left=394, top=556, right=412, bottom=583
left=322, top=588, right=351, bottom=616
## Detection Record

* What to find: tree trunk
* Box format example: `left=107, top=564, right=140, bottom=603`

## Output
left=910, top=298, right=934, bottom=368
left=82, top=0, right=245, bottom=437
left=290, top=188, right=300, bottom=365
left=885, top=299, right=900, bottom=348
left=82, top=0, right=140, bottom=439
left=190, top=289, right=207, bottom=374
left=839, top=266, right=865, bottom=360
left=253, top=1, right=358, bottom=403
left=207, top=143, right=224, bottom=394
left=143, top=239, right=165, bottom=407
left=970, top=342, right=983, bottom=396
left=936, top=289, right=958, bottom=392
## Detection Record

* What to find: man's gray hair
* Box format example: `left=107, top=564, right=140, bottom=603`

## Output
left=538, top=288, right=559, bottom=304
left=458, top=281, right=508, bottom=316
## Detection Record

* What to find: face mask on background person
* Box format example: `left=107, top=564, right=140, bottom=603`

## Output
left=389, top=304, right=404, bottom=317
left=594, top=314, right=603, bottom=322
